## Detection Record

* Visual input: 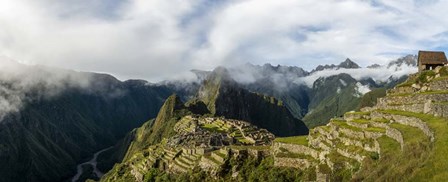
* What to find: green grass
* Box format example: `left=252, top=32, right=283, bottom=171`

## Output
left=214, top=151, right=227, bottom=158
left=387, top=102, right=418, bottom=106
left=237, top=137, right=254, bottom=144
left=396, top=81, right=415, bottom=88
left=177, top=158, right=190, bottom=165
left=276, top=151, right=315, bottom=160
left=347, top=111, right=371, bottom=116
left=431, top=76, right=448, bottom=82
left=339, top=132, right=375, bottom=146
left=354, top=110, right=447, bottom=181
left=326, top=150, right=359, bottom=168
left=231, top=130, right=243, bottom=137
left=203, top=155, right=222, bottom=165
left=364, top=127, right=386, bottom=133
left=377, top=135, right=401, bottom=154
left=332, top=120, right=363, bottom=132
left=390, top=122, right=426, bottom=143
left=372, top=118, right=390, bottom=123
left=173, top=160, right=189, bottom=170
left=320, top=125, right=331, bottom=132
left=229, top=145, right=271, bottom=150
left=333, top=138, right=377, bottom=158
left=387, top=92, right=413, bottom=97
left=274, top=135, right=308, bottom=146
left=351, top=119, right=370, bottom=124
left=380, top=110, right=448, bottom=181
left=418, top=90, right=448, bottom=95
left=201, top=123, right=228, bottom=133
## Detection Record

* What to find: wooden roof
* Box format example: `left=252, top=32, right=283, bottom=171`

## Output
left=418, top=51, right=448, bottom=64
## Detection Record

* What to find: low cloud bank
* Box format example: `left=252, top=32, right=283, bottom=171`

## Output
left=222, top=59, right=417, bottom=90
left=296, top=64, right=417, bottom=87
left=0, top=56, right=94, bottom=121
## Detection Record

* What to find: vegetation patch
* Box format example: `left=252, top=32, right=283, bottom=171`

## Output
left=364, top=127, right=386, bottom=133
left=354, top=110, right=442, bottom=181
left=351, top=119, right=370, bottom=124
left=274, top=136, right=308, bottom=146
left=201, top=123, right=228, bottom=133
left=332, top=120, right=363, bottom=132
left=276, top=152, right=315, bottom=160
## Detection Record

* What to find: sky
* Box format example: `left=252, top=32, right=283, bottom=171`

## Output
left=0, top=0, right=448, bottom=82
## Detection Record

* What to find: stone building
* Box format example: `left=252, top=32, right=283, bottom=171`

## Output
left=418, top=50, right=447, bottom=72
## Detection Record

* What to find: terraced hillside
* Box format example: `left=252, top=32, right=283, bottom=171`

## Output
left=101, top=114, right=275, bottom=181
left=271, top=67, right=448, bottom=181
left=101, top=67, right=448, bottom=181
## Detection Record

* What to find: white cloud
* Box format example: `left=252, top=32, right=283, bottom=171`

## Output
left=296, top=62, right=417, bottom=87
left=0, top=56, right=98, bottom=121
left=339, top=79, right=347, bottom=87
left=354, top=82, right=371, bottom=97
left=0, top=0, right=446, bottom=81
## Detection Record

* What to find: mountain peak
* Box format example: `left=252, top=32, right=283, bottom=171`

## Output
left=312, top=58, right=361, bottom=73
left=387, top=54, right=417, bottom=68
left=208, top=66, right=233, bottom=83
left=338, top=58, right=360, bottom=69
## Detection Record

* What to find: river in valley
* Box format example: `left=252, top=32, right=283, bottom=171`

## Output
left=71, top=147, right=113, bottom=182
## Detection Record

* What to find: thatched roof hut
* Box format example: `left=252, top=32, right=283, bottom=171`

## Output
left=418, top=51, right=447, bottom=72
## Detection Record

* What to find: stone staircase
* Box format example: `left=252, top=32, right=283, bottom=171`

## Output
left=162, top=148, right=179, bottom=162
left=170, top=151, right=202, bottom=173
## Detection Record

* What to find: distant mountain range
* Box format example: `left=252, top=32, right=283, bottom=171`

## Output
left=0, top=55, right=417, bottom=181
left=169, top=55, right=417, bottom=127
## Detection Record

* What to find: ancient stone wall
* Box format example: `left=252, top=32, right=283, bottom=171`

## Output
left=387, top=86, right=416, bottom=95
left=389, top=114, right=434, bottom=142
left=336, top=148, right=364, bottom=162
left=428, top=79, right=448, bottom=91
left=344, top=112, right=363, bottom=121
left=380, top=94, right=448, bottom=106
left=273, top=157, right=312, bottom=169
left=429, top=104, right=448, bottom=118
left=339, top=128, right=365, bottom=139
left=385, top=127, right=404, bottom=150
left=347, top=121, right=368, bottom=129
left=211, top=152, right=226, bottom=163
left=273, top=142, right=319, bottom=159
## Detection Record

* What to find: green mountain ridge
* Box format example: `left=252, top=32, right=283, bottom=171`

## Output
left=0, top=59, right=414, bottom=181
left=197, top=67, right=308, bottom=136
left=0, top=72, right=174, bottom=182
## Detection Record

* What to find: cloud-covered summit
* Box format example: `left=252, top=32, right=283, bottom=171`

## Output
left=222, top=55, right=417, bottom=89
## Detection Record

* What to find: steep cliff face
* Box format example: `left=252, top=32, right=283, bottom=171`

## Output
left=198, top=67, right=308, bottom=136
left=0, top=73, right=173, bottom=182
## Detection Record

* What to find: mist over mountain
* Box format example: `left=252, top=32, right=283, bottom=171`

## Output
left=0, top=54, right=417, bottom=181
left=0, top=58, right=180, bottom=181
left=168, top=55, right=416, bottom=124
left=181, top=55, right=416, bottom=89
